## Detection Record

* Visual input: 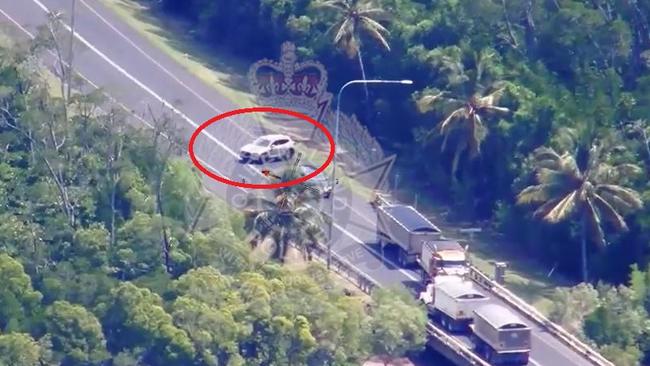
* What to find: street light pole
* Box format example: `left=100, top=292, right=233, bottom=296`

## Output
left=326, top=79, right=413, bottom=269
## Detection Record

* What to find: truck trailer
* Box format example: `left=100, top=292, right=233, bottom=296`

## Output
left=419, top=278, right=489, bottom=333
left=376, top=204, right=442, bottom=266
left=470, top=304, right=532, bottom=365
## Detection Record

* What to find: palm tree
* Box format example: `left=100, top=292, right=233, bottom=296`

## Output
left=516, top=141, right=643, bottom=282
left=416, top=50, right=510, bottom=176
left=245, top=166, right=326, bottom=262
left=318, top=0, right=391, bottom=100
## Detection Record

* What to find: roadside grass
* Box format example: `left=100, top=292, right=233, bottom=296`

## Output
left=101, top=0, right=566, bottom=314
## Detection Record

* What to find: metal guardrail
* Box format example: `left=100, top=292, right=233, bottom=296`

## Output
left=468, top=267, right=614, bottom=366
left=426, top=322, right=490, bottom=366
left=309, top=242, right=380, bottom=294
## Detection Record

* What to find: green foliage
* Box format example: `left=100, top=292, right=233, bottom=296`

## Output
left=44, top=301, right=108, bottom=365
left=366, top=288, right=427, bottom=358
left=0, top=332, right=43, bottom=366
left=0, top=254, right=42, bottom=332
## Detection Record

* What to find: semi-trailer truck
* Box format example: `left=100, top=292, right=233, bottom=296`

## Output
left=419, top=240, right=469, bottom=280
left=419, top=278, right=489, bottom=332
left=470, top=304, right=532, bottom=365
left=376, top=204, right=443, bottom=266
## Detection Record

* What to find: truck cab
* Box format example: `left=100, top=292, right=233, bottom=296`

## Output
left=419, top=240, right=469, bottom=282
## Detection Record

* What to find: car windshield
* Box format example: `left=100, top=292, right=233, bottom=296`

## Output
left=253, top=138, right=271, bottom=146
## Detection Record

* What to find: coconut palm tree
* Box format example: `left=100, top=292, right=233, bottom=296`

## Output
left=318, top=0, right=391, bottom=100
left=416, top=50, right=510, bottom=177
left=245, top=166, right=326, bottom=262
left=516, top=141, right=643, bottom=282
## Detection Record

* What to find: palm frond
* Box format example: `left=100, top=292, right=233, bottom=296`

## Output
left=439, top=108, right=465, bottom=133
left=415, top=91, right=445, bottom=113
left=245, top=196, right=276, bottom=212
left=596, top=184, right=644, bottom=212
left=476, top=87, right=505, bottom=108
left=358, top=7, right=389, bottom=20
left=543, top=190, right=578, bottom=223
left=559, top=153, right=582, bottom=180
left=316, top=0, right=350, bottom=11
left=612, top=163, right=643, bottom=178
left=359, top=15, right=390, bottom=35
left=333, top=17, right=353, bottom=45
left=359, top=17, right=391, bottom=51
left=532, top=197, right=563, bottom=219
left=592, top=193, right=628, bottom=232
left=531, top=147, right=562, bottom=168
left=535, top=168, right=571, bottom=189
left=517, top=184, right=558, bottom=205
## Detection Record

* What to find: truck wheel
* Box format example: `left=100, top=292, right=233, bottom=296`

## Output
left=397, top=248, right=407, bottom=267
left=483, top=347, right=492, bottom=362
left=446, top=318, right=455, bottom=332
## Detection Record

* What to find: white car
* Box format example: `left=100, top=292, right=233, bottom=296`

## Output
left=239, top=134, right=296, bottom=164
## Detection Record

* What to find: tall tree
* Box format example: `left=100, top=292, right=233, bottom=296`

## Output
left=246, top=166, right=325, bottom=262
left=0, top=333, right=44, bottom=366
left=416, top=49, right=510, bottom=177
left=516, top=142, right=644, bottom=282
left=45, top=300, right=109, bottom=365
left=318, top=0, right=391, bottom=100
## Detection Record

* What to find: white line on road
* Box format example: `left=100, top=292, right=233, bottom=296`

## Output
left=77, top=0, right=255, bottom=138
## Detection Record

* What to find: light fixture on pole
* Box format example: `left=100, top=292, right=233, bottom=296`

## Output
left=326, top=79, right=414, bottom=269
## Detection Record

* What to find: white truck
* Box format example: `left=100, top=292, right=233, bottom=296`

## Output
left=376, top=204, right=442, bottom=266
left=419, top=277, right=489, bottom=332
left=470, top=304, right=532, bottom=365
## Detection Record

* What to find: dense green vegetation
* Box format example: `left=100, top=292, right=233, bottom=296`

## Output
left=156, top=0, right=650, bottom=281
left=0, top=23, right=427, bottom=365
left=152, top=0, right=650, bottom=362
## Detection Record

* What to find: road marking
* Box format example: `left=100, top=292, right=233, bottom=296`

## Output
left=529, top=358, right=541, bottom=366
left=16, top=0, right=419, bottom=283
left=77, top=0, right=254, bottom=138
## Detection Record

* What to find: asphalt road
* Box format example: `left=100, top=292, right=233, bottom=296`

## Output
left=0, top=1, right=597, bottom=365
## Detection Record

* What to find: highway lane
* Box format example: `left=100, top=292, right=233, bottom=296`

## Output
left=0, top=1, right=598, bottom=365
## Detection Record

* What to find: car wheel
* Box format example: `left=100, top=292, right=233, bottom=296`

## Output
left=239, top=157, right=249, bottom=164
left=285, top=148, right=295, bottom=160
left=259, top=153, right=268, bottom=164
